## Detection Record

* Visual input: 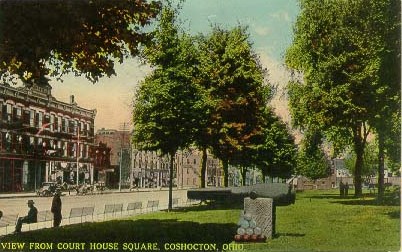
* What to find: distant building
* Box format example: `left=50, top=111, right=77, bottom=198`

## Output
left=0, top=83, right=96, bottom=192
left=95, top=128, right=131, bottom=188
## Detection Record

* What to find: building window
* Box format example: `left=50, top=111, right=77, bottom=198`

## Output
left=38, top=112, right=43, bottom=128
left=57, top=116, right=62, bottom=132
left=6, top=104, right=12, bottom=122
left=30, top=110, right=35, bottom=127
left=50, top=114, right=55, bottom=132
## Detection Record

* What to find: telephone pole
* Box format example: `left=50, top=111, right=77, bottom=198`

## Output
left=119, top=122, right=129, bottom=192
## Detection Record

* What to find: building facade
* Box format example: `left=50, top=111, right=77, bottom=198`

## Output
left=95, top=128, right=223, bottom=189
left=95, top=128, right=131, bottom=188
left=0, top=83, right=96, bottom=192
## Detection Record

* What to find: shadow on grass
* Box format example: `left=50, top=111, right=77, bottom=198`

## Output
left=172, top=201, right=243, bottom=213
left=1, top=219, right=237, bottom=251
left=330, top=198, right=400, bottom=206
left=385, top=210, right=400, bottom=219
left=275, top=232, right=305, bottom=238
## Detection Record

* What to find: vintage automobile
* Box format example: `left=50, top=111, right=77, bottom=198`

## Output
left=36, top=182, right=60, bottom=197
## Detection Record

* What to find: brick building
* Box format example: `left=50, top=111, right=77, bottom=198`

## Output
left=95, top=128, right=131, bottom=188
left=0, top=83, right=96, bottom=192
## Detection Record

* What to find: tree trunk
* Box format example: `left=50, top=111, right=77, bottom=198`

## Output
left=222, top=159, right=229, bottom=187
left=241, top=167, right=247, bottom=186
left=353, top=126, right=365, bottom=197
left=168, top=151, right=176, bottom=211
left=200, top=147, right=207, bottom=188
left=377, top=133, right=385, bottom=203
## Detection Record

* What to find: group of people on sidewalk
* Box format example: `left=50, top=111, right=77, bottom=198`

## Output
left=11, top=189, right=62, bottom=234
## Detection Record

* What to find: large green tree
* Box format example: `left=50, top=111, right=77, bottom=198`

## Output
left=196, top=26, right=269, bottom=187
left=251, top=109, right=297, bottom=182
left=295, top=131, right=331, bottom=181
left=286, top=0, right=398, bottom=196
left=0, top=0, right=160, bottom=86
left=132, top=5, right=204, bottom=210
left=369, top=0, right=400, bottom=202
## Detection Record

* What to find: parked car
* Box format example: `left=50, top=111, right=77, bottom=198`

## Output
left=36, top=182, right=60, bottom=197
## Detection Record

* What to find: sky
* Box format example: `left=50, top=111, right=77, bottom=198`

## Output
left=50, top=0, right=300, bottom=131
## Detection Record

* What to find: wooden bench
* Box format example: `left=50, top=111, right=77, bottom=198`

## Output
left=68, top=206, right=94, bottom=224
left=146, top=200, right=159, bottom=212
left=34, top=210, right=53, bottom=229
left=102, top=204, right=123, bottom=220
left=127, top=202, right=142, bottom=214
left=0, top=214, right=18, bottom=235
left=69, top=207, right=83, bottom=224
left=82, top=207, right=95, bottom=222
left=113, top=204, right=123, bottom=215
left=103, top=204, right=115, bottom=217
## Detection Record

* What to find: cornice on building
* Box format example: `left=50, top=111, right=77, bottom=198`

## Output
left=0, top=83, right=96, bottom=120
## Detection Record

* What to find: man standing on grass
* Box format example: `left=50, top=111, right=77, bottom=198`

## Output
left=14, top=200, right=37, bottom=233
left=51, top=189, right=62, bottom=227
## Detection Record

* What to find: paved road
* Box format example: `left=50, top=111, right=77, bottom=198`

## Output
left=0, top=189, right=189, bottom=220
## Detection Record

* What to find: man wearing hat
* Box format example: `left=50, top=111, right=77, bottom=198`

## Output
left=51, top=189, right=62, bottom=227
left=14, top=199, right=38, bottom=233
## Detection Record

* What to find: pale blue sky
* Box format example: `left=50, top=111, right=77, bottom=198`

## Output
left=179, top=0, right=298, bottom=60
left=51, top=0, right=299, bottom=130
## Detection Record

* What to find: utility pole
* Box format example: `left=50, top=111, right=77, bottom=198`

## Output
left=76, top=125, right=80, bottom=186
left=119, top=122, right=129, bottom=192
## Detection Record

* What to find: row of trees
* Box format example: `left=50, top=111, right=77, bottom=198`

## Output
left=286, top=0, right=400, bottom=199
left=131, top=5, right=297, bottom=210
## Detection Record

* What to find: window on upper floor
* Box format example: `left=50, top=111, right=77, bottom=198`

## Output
left=50, top=114, right=55, bottom=132
left=36, top=111, right=43, bottom=128
left=5, top=104, right=12, bottom=122
left=29, top=110, right=35, bottom=127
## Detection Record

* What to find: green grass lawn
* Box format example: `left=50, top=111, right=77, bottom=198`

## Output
left=0, top=189, right=400, bottom=252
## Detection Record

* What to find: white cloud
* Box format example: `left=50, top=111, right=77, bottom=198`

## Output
left=256, top=50, right=291, bottom=123
left=269, top=11, right=291, bottom=23
left=253, top=25, right=271, bottom=36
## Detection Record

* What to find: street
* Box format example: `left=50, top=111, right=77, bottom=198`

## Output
left=0, top=189, right=189, bottom=222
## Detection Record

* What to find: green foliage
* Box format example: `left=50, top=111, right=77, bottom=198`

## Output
left=285, top=0, right=400, bottom=196
left=295, top=131, right=330, bottom=180
left=132, top=3, right=205, bottom=210
left=132, top=5, right=204, bottom=155
left=196, top=26, right=270, bottom=186
left=253, top=109, right=297, bottom=179
left=0, top=0, right=161, bottom=86
left=344, top=141, right=379, bottom=179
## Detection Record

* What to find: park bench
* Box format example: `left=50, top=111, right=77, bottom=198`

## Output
left=0, top=213, right=18, bottom=235
left=82, top=206, right=95, bottom=222
left=102, top=203, right=123, bottom=220
left=69, top=207, right=83, bottom=224
left=33, top=210, right=52, bottom=229
left=127, top=202, right=142, bottom=214
left=68, top=206, right=94, bottom=224
left=146, top=200, right=159, bottom=212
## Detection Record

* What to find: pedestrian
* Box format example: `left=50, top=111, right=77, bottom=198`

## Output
left=14, top=200, right=37, bottom=233
left=339, top=181, right=345, bottom=198
left=51, top=189, right=62, bottom=227
left=345, top=182, right=349, bottom=196
left=0, top=210, right=3, bottom=220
